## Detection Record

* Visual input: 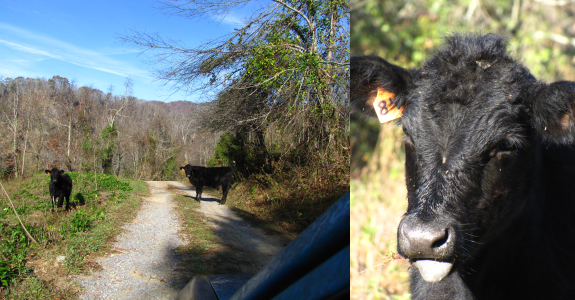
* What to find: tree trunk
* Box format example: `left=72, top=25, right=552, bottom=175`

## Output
left=21, top=124, right=28, bottom=176
left=67, top=115, right=72, bottom=157
left=12, top=93, right=19, bottom=178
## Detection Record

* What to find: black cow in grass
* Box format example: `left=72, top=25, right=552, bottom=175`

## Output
left=45, top=167, right=73, bottom=212
left=351, top=33, right=575, bottom=299
left=180, top=164, right=233, bottom=204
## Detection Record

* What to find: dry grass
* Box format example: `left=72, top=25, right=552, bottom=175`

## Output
left=219, top=169, right=348, bottom=240
left=351, top=123, right=411, bottom=300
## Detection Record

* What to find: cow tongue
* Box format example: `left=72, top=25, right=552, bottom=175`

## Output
left=413, top=260, right=453, bottom=283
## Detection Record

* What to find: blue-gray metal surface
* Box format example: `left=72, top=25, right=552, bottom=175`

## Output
left=175, top=275, right=218, bottom=300
left=207, top=274, right=255, bottom=300
left=272, top=245, right=350, bottom=300
left=229, top=192, right=350, bottom=300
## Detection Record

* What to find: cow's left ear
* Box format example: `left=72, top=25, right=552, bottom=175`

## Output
left=59, top=170, right=65, bottom=174
left=531, top=81, right=575, bottom=144
left=351, top=55, right=412, bottom=122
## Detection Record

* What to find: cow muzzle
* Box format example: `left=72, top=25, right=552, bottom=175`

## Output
left=397, top=215, right=456, bottom=282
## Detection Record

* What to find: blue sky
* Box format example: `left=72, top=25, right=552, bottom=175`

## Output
left=0, top=0, right=260, bottom=102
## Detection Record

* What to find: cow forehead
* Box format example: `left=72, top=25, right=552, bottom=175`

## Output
left=403, top=66, right=529, bottom=136
left=401, top=93, right=530, bottom=163
left=404, top=93, right=519, bottom=132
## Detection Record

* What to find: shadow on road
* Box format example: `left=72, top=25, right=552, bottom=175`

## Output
left=167, top=181, right=287, bottom=276
left=181, top=194, right=221, bottom=203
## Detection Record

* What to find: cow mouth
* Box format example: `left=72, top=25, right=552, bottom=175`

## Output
left=413, top=260, right=454, bottom=282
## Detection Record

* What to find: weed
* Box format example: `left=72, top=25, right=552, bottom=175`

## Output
left=97, top=175, right=131, bottom=191
left=70, top=210, right=92, bottom=234
left=0, top=225, right=34, bottom=289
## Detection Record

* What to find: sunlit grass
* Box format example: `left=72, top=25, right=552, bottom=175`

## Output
left=169, top=192, right=220, bottom=274
left=351, top=123, right=411, bottom=300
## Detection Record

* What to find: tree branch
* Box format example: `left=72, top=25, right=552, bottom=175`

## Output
left=0, top=181, right=38, bottom=244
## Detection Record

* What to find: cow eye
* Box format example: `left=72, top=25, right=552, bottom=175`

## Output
left=499, top=139, right=515, bottom=151
left=487, top=139, right=516, bottom=159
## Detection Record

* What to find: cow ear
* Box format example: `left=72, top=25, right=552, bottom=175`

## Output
left=59, top=170, right=65, bottom=174
left=45, top=170, right=50, bottom=174
left=351, top=55, right=412, bottom=122
left=180, top=166, right=184, bottom=170
left=531, top=81, right=575, bottom=144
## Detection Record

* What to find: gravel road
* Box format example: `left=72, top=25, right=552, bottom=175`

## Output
left=74, top=181, right=287, bottom=299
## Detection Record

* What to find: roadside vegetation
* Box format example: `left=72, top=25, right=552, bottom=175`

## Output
left=225, top=167, right=348, bottom=239
left=0, top=171, right=146, bottom=299
left=350, top=123, right=410, bottom=300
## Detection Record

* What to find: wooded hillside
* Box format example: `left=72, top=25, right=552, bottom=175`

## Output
left=0, top=75, right=217, bottom=180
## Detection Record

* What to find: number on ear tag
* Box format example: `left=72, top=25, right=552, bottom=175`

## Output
left=373, top=87, right=404, bottom=123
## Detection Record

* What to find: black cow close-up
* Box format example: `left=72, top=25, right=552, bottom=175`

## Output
left=351, top=33, right=575, bottom=299
left=45, top=167, right=73, bottom=212
left=180, top=164, right=233, bottom=205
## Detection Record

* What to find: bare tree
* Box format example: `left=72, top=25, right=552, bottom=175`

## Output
left=121, top=0, right=350, bottom=175
left=4, top=78, right=22, bottom=177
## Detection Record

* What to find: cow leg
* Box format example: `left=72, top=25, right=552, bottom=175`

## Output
left=51, top=196, right=56, bottom=213
left=64, top=195, right=70, bottom=210
left=220, top=185, right=230, bottom=205
left=57, top=195, right=64, bottom=209
left=196, top=186, right=203, bottom=202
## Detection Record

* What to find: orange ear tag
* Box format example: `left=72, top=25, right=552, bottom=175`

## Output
left=373, top=87, right=404, bottom=123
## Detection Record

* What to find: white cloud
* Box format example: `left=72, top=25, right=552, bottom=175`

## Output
left=219, top=13, right=246, bottom=27
left=0, top=23, right=152, bottom=81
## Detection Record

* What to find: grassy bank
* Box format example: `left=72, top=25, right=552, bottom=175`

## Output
left=167, top=187, right=223, bottom=275
left=222, top=168, right=349, bottom=240
left=0, top=171, right=147, bottom=299
left=350, top=123, right=411, bottom=300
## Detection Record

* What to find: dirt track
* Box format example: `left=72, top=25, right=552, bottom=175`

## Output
left=75, top=181, right=287, bottom=299
left=189, top=182, right=288, bottom=273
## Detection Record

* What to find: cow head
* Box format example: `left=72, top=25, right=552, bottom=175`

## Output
left=45, top=167, right=65, bottom=183
left=180, top=165, right=192, bottom=178
left=180, top=164, right=202, bottom=178
left=351, top=33, right=575, bottom=282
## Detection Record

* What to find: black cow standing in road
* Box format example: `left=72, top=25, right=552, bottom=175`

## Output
left=351, top=33, right=575, bottom=299
left=45, top=167, right=73, bottom=212
left=180, top=164, right=233, bottom=204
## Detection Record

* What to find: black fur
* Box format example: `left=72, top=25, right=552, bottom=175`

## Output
left=45, top=167, right=73, bottom=212
left=180, top=164, right=233, bottom=204
left=351, top=33, right=575, bottom=299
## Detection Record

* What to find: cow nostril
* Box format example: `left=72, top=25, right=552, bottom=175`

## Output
left=431, top=228, right=449, bottom=249
left=398, top=216, right=456, bottom=260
